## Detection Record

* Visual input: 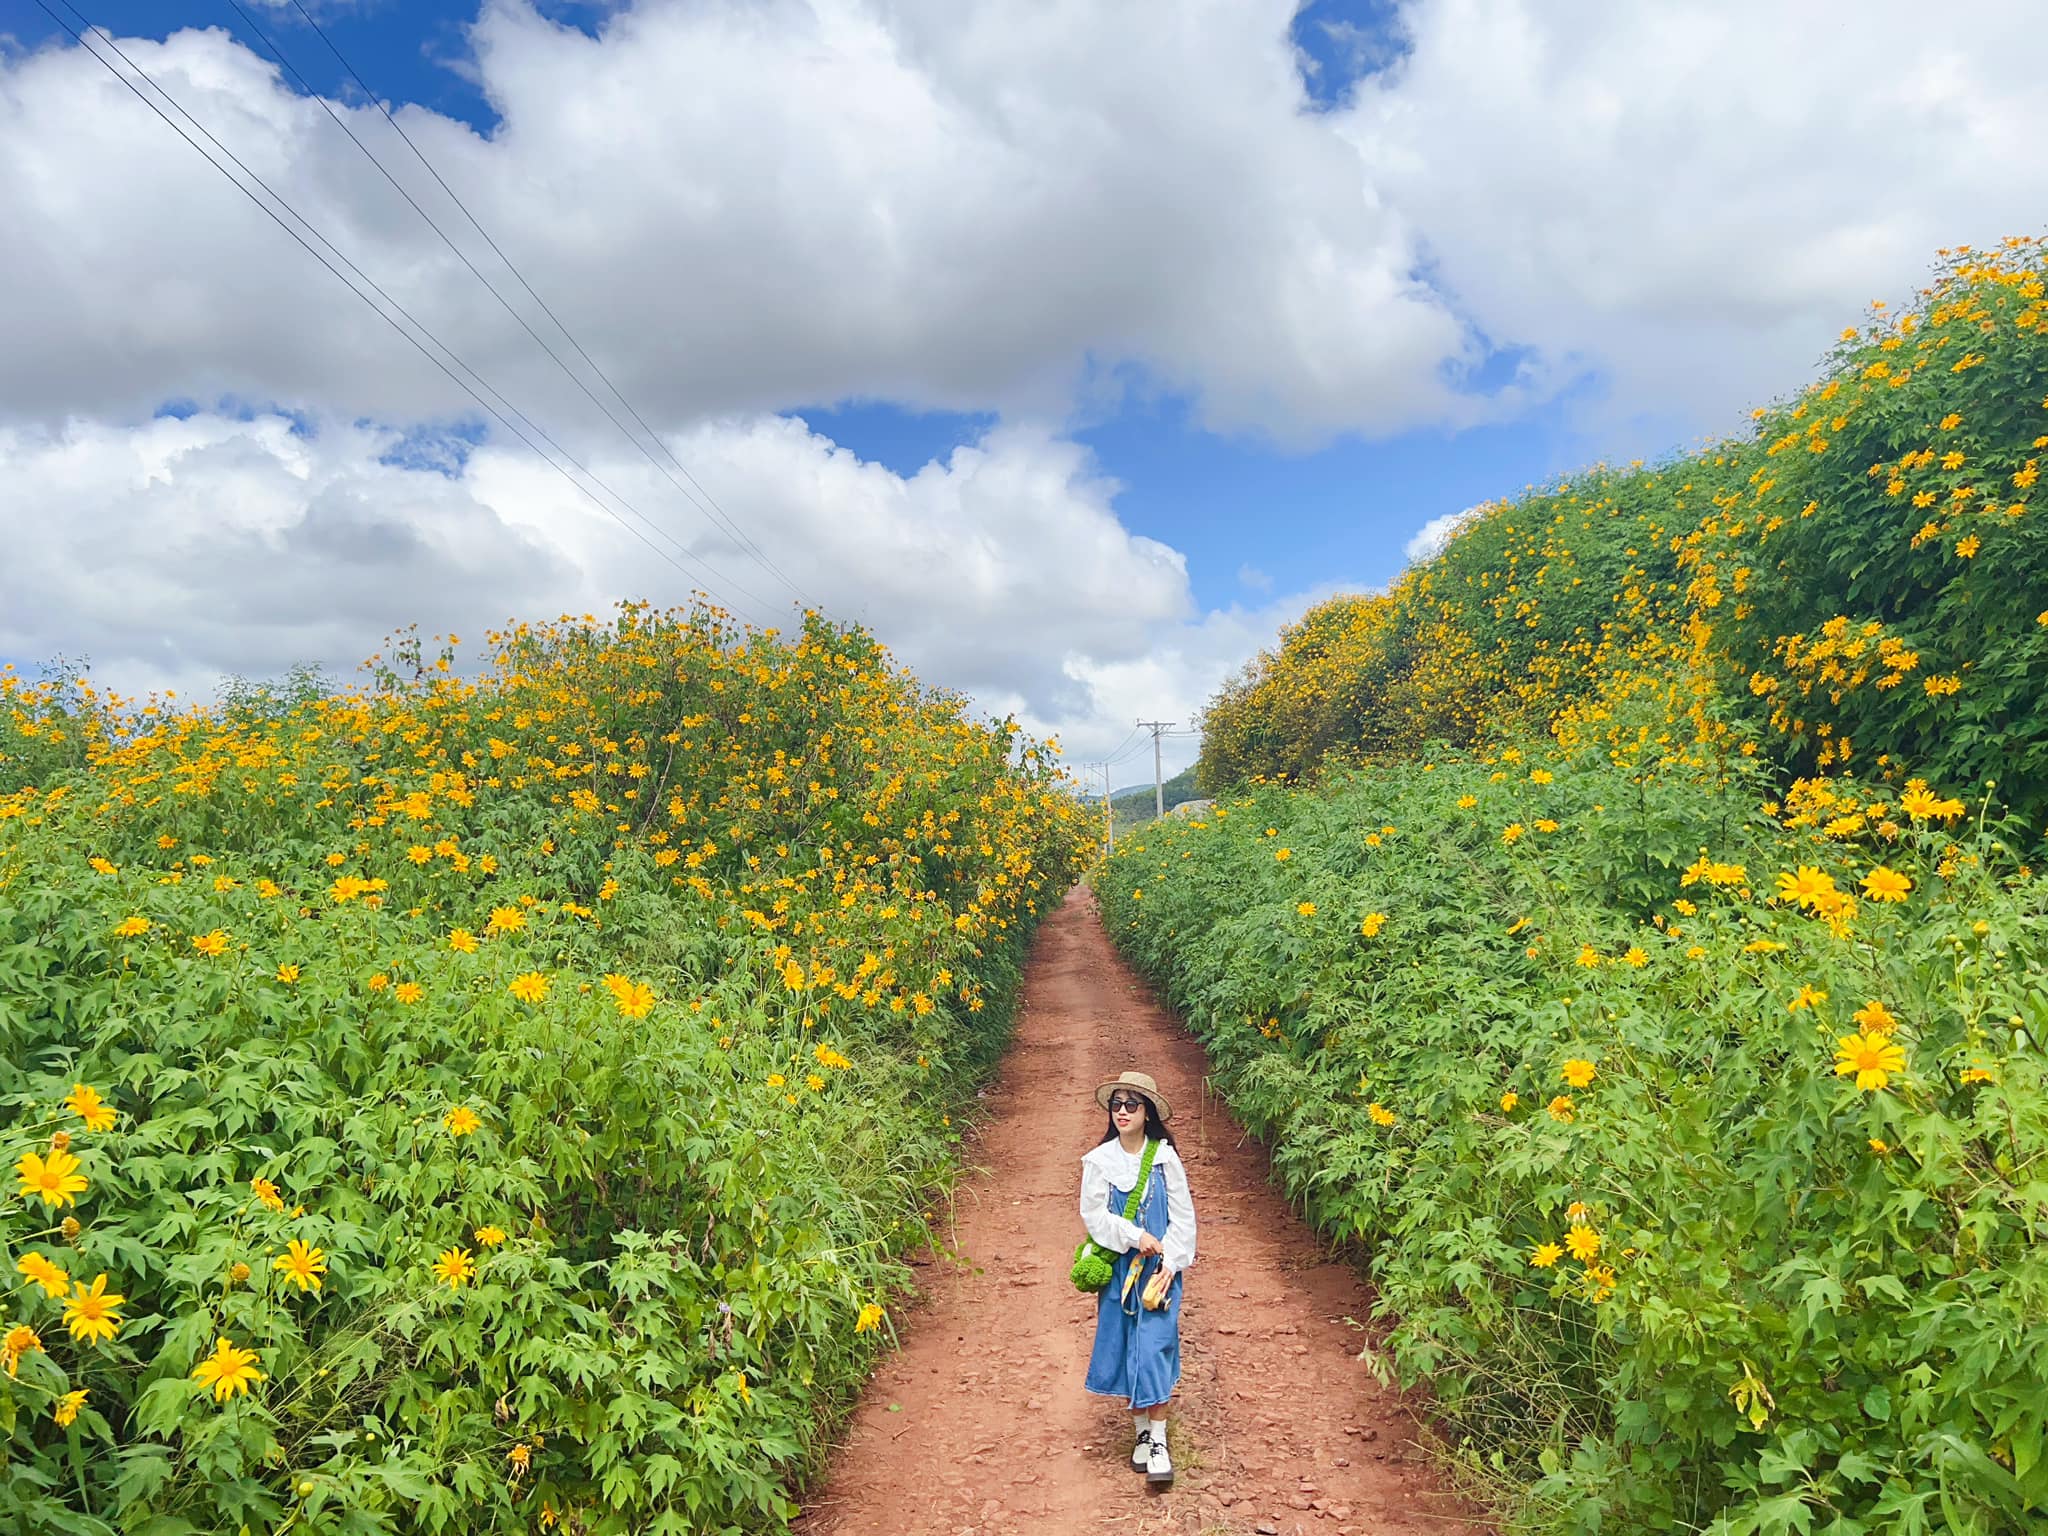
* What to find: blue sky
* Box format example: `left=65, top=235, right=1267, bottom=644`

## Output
left=798, top=395, right=1607, bottom=610
left=11, top=0, right=2035, bottom=771
left=8, top=0, right=1585, bottom=613
left=19, top=0, right=1401, bottom=137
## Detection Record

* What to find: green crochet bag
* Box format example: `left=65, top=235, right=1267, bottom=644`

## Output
left=1070, top=1138, right=1159, bottom=1293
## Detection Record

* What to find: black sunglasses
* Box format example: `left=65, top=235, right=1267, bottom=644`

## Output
left=1107, top=1094, right=1149, bottom=1115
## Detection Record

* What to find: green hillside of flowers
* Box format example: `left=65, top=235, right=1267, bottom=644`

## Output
left=1101, top=757, right=2045, bottom=1534
left=1112, top=240, right=2048, bottom=1534
left=0, top=605, right=1087, bottom=1535
left=1201, top=239, right=2048, bottom=830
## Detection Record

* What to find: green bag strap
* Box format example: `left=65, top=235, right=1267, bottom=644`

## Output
left=1118, top=1138, right=1160, bottom=1225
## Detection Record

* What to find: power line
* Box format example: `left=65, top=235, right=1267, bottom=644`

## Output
left=1105, top=740, right=1151, bottom=770
left=39, top=0, right=778, bottom=628
left=281, top=0, right=807, bottom=610
left=1099, top=724, right=1142, bottom=764
left=40, top=3, right=765, bottom=624
left=229, top=0, right=812, bottom=611
left=1134, top=719, right=1177, bottom=818
left=1105, top=721, right=1195, bottom=768
left=1085, top=760, right=1115, bottom=853
left=1105, top=725, right=1198, bottom=774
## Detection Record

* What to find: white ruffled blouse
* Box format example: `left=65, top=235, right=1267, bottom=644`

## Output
left=1079, top=1138, right=1197, bottom=1275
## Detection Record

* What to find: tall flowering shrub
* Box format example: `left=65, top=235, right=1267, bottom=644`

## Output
left=1175, top=243, right=2048, bottom=1528
left=1099, top=757, right=2048, bottom=1533
left=0, top=603, right=1087, bottom=1534
left=1200, top=238, right=2048, bottom=826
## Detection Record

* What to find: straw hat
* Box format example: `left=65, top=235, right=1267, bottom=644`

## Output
left=1095, top=1069, right=1171, bottom=1123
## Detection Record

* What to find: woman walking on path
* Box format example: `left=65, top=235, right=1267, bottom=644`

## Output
left=1079, top=1069, right=1197, bottom=1487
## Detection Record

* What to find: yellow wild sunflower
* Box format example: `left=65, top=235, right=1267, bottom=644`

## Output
left=17, top=1147, right=89, bottom=1208
left=62, top=1274, right=126, bottom=1344
left=272, top=1239, right=328, bottom=1294
left=1834, top=1032, right=1907, bottom=1092
left=16, top=1251, right=69, bottom=1297
left=63, top=1084, right=117, bottom=1132
left=432, top=1247, right=476, bottom=1290
left=190, top=1336, right=265, bottom=1402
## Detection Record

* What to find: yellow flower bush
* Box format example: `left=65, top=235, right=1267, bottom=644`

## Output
left=0, top=603, right=1085, bottom=1533
left=1198, top=239, right=2048, bottom=828
left=1141, top=237, right=2048, bottom=1531
left=1100, top=755, right=2045, bottom=1533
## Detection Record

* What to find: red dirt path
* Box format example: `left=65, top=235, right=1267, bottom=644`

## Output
left=795, top=885, right=1480, bottom=1536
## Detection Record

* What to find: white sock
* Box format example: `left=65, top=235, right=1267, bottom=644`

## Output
left=1149, top=1416, right=1169, bottom=1448
left=1132, top=1413, right=1150, bottom=1441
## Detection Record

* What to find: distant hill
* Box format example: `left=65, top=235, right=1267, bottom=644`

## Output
left=1084, top=763, right=1201, bottom=840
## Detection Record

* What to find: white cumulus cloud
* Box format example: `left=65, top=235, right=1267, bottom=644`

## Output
left=0, top=3, right=1487, bottom=443
left=1343, top=0, right=2048, bottom=436
left=0, top=409, right=1249, bottom=764
left=5, top=0, right=2047, bottom=769
left=1403, top=507, right=1478, bottom=565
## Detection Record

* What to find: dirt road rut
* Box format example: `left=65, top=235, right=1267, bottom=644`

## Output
left=796, top=885, right=1477, bottom=1536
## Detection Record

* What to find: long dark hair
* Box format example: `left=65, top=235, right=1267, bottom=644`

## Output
left=1098, top=1094, right=1175, bottom=1148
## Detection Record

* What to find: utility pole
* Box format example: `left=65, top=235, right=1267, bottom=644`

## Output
left=1101, top=761, right=1114, bottom=854
left=1136, top=720, right=1175, bottom=819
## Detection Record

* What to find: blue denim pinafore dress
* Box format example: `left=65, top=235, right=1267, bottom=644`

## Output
left=1083, top=1156, right=1182, bottom=1408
